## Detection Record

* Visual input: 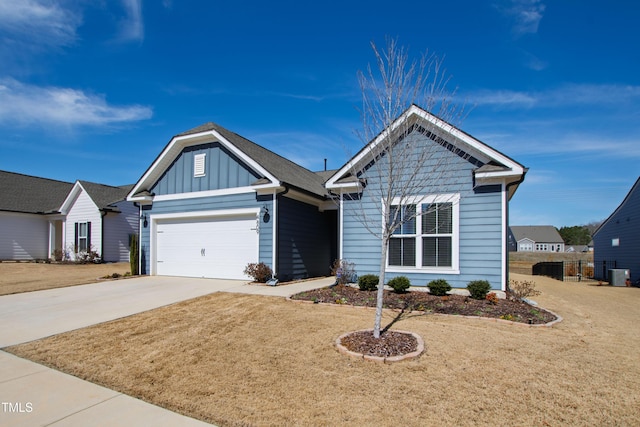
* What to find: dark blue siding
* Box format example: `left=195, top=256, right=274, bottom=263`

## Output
left=277, top=196, right=336, bottom=281
left=593, top=178, right=640, bottom=281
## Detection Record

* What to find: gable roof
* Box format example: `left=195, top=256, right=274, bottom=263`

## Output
left=593, top=176, right=640, bottom=237
left=128, top=122, right=329, bottom=202
left=510, top=226, right=564, bottom=244
left=325, top=104, right=526, bottom=198
left=74, top=181, right=134, bottom=212
left=0, top=170, right=73, bottom=214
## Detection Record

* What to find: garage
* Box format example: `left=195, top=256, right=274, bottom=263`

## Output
left=153, top=211, right=259, bottom=280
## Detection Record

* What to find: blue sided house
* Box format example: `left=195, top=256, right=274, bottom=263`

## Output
left=128, top=105, right=526, bottom=290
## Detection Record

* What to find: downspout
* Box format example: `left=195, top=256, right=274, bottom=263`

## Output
left=134, top=202, right=142, bottom=275
left=100, top=210, right=107, bottom=261
left=504, top=171, right=527, bottom=291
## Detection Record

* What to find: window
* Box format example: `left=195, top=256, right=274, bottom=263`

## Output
left=387, top=194, right=459, bottom=272
left=74, top=222, right=91, bottom=253
left=194, top=153, right=206, bottom=177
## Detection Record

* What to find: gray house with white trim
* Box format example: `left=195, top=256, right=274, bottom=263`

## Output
left=128, top=105, right=526, bottom=290
left=509, top=225, right=565, bottom=252
left=593, top=177, right=640, bottom=282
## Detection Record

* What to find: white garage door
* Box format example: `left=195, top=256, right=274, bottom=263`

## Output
left=155, top=214, right=258, bottom=280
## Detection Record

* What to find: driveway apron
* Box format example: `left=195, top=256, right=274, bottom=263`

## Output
left=0, top=275, right=334, bottom=426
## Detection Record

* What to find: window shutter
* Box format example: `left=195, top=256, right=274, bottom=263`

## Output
left=87, top=222, right=92, bottom=251
left=74, top=223, right=78, bottom=253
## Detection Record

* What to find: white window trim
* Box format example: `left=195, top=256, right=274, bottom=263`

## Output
left=77, top=221, right=89, bottom=252
left=384, top=193, right=460, bottom=274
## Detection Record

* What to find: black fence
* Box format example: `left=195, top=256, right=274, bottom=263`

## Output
left=533, top=260, right=617, bottom=282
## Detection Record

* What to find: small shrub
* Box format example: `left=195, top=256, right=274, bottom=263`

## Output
left=330, top=259, right=356, bottom=285
left=387, top=276, right=411, bottom=293
left=428, top=279, right=451, bottom=296
left=358, top=274, right=379, bottom=291
left=509, top=279, right=541, bottom=301
left=244, top=262, right=273, bottom=283
left=467, top=280, right=492, bottom=300
left=486, top=292, right=499, bottom=305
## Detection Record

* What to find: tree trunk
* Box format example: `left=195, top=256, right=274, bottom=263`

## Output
left=373, top=235, right=388, bottom=338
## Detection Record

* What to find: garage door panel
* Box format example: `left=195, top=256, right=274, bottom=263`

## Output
left=155, top=214, right=258, bottom=280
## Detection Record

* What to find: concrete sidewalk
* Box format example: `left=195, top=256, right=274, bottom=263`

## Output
left=0, top=275, right=334, bottom=426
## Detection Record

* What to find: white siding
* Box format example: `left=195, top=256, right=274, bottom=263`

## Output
left=102, top=201, right=138, bottom=262
left=64, top=191, right=101, bottom=259
left=0, top=211, right=49, bottom=260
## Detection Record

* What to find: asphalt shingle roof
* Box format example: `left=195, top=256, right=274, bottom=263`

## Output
left=0, top=170, right=73, bottom=214
left=510, top=225, right=564, bottom=244
left=79, top=181, right=134, bottom=211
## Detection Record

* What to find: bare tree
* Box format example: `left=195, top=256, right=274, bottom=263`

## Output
left=346, top=38, right=467, bottom=338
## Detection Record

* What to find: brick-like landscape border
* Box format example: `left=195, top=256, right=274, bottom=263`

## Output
left=335, top=329, right=425, bottom=363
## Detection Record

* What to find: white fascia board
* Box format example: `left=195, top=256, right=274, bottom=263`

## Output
left=325, top=105, right=524, bottom=190
left=127, top=128, right=281, bottom=201
left=59, top=181, right=98, bottom=214
left=59, top=181, right=83, bottom=214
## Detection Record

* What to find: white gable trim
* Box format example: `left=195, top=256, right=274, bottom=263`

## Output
left=59, top=181, right=98, bottom=215
left=326, top=105, right=525, bottom=190
left=127, top=129, right=281, bottom=202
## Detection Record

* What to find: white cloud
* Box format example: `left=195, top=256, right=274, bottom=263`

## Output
left=116, top=0, right=144, bottom=43
left=0, top=0, right=81, bottom=47
left=0, top=78, right=152, bottom=128
left=497, top=0, right=546, bottom=36
left=466, top=83, right=640, bottom=109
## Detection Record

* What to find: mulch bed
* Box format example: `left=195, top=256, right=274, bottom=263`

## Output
left=292, top=285, right=557, bottom=358
left=292, top=284, right=557, bottom=325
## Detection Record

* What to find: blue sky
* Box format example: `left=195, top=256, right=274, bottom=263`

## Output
left=1, top=0, right=638, bottom=228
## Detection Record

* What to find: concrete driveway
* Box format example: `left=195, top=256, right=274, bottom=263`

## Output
left=0, top=275, right=334, bottom=426
left=0, top=275, right=335, bottom=348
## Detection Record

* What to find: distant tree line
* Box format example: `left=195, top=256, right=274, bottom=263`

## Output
left=557, top=221, right=601, bottom=245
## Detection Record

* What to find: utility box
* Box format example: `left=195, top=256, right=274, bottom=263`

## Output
left=609, top=269, right=630, bottom=286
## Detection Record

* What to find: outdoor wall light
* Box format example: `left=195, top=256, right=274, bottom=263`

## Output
left=261, top=205, right=270, bottom=223
left=141, top=213, right=148, bottom=228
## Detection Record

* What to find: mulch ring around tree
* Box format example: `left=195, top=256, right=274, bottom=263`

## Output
left=291, top=284, right=558, bottom=325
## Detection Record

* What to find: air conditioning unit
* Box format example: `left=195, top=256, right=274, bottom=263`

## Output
left=609, top=269, right=630, bottom=286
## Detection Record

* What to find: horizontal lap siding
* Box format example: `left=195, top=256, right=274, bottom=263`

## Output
left=340, top=130, right=506, bottom=290
left=0, top=212, right=49, bottom=260
left=140, top=192, right=273, bottom=275
left=594, top=181, right=640, bottom=279
left=65, top=191, right=101, bottom=259
left=102, top=201, right=138, bottom=263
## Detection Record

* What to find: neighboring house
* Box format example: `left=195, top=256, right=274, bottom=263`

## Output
left=128, top=105, right=526, bottom=290
left=509, top=226, right=565, bottom=252
left=59, top=181, right=138, bottom=262
left=0, top=170, right=136, bottom=262
left=565, top=244, right=591, bottom=253
left=0, top=171, right=73, bottom=260
left=592, top=176, right=640, bottom=282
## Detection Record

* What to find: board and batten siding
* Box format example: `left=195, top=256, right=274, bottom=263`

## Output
left=593, top=178, right=640, bottom=281
left=102, top=200, right=138, bottom=262
left=277, top=197, right=335, bottom=281
left=152, top=143, right=261, bottom=195
left=64, top=190, right=101, bottom=259
left=0, top=211, right=49, bottom=260
left=140, top=192, right=273, bottom=275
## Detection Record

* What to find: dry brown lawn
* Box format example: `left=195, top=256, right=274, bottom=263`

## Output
left=6, top=273, right=640, bottom=426
left=0, top=262, right=131, bottom=295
